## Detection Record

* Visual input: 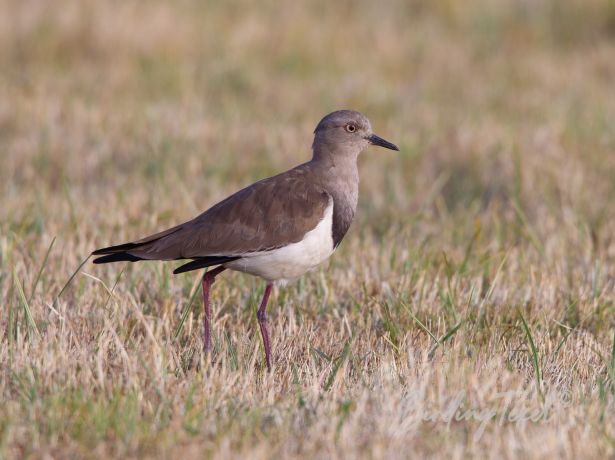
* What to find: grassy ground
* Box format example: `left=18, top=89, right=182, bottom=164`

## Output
left=1, top=0, right=615, bottom=458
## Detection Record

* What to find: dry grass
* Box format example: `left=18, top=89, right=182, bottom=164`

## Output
left=1, top=0, right=615, bottom=458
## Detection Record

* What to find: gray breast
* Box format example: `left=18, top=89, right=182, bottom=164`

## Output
left=331, top=202, right=354, bottom=248
left=329, top=188, right=357, bottom=248
left=311, top=157, right=359, bottom=249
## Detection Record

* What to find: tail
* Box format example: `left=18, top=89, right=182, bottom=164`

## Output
left=92, top=238, right=239, bottom=273
left=91, top=225, right=186, bottom=264
left=92, top=241, right=149, bottom=264
left=92, top=252, right=143, bottom=264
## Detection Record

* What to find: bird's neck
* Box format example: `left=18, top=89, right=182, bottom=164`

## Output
left=311, top=147, right=358, bottom=181
left=309, top=146, right=360, bottom=247
left=311, top=143, right=360, bottom=175
left=310, top=146, right=360, bottom=213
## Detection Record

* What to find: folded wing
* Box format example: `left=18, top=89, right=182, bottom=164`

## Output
left=92, top=166, right=331, bottom=273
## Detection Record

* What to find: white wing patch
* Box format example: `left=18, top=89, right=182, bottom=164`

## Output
left=224, top=198, right=335, bottom=282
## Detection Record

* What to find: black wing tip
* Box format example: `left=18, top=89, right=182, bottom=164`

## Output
left=173, top=265, right=195, bottom=275
left=173, top=256, right=240, bottom=274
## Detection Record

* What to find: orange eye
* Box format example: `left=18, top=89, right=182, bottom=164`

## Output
left=345, top=124, right=356, bottom=133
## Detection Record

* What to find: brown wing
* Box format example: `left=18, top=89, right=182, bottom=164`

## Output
left=94, top=165, right=331, bottom=261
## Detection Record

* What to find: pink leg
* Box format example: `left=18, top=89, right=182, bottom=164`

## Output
left=256, top=283, right=274, bottom=371
left=201, top=266, right=226, bottom=357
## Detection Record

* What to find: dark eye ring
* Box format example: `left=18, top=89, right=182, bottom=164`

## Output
left=345, top=124, right=356, bottom=133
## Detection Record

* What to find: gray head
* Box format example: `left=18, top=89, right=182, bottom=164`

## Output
left=312, top=110, right=399, bottom=160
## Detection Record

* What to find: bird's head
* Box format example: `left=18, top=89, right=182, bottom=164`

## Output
left=312, top=110, right=399, bottom=160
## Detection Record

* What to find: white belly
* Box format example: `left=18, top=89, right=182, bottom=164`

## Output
left=223, top=200, right=335, bottom=283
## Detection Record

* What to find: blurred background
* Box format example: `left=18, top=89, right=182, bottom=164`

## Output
left=2, top=0, right=615, bottom=255
left=1, top=1, right=615, bottom=457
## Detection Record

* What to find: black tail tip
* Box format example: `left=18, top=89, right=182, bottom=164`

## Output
left=92, top=253, right=142, bottom=264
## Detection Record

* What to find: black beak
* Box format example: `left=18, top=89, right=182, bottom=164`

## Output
left=367, top=134, right=399, bottom=151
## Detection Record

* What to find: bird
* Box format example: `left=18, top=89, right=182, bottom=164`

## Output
left=92, top=110, right=399, bottom=371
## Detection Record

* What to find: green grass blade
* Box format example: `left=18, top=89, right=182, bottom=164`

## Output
left=102, top=268, right=125, bottom=311
left=225, top=331, right=238, bottom=371
left=429, top=319, right=464, bottom=357
left=8, top=281, right=15, bottom=347
left=476, top=252, right=508, bottom=327
left=519, top=310, right=542, bottom=398
left=323, top=341, right=351, bottom=392
left=440, top=319, right=464, bottom=344
left=459, top=226, right=480, bottom=274
left=311, top=347, right=332, bottom=363
left=14, top=269, right=40, bottom=338
left=553, top=322, right=574, bottom=357
left=28, top=236, right=56, bottom=303
left=53, top=254, right=91, bottom=308
left=609, top=329, right=615, bottom=396
left=291, top=364, right=305, bottom=408
left=174, top=283, right=201, bottom=340
left=402, top=301, right=439, bottom=344
left=512, top=200, right=545, bottom=257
